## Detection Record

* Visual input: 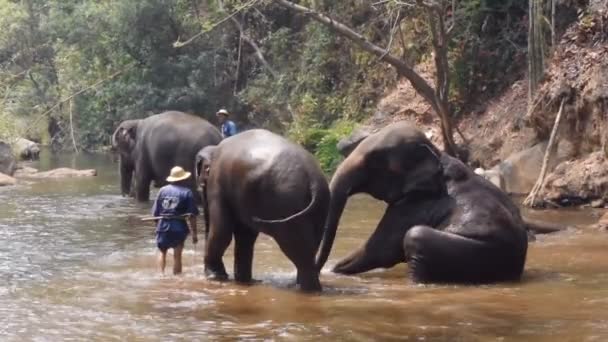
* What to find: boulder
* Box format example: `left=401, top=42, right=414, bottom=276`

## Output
left=542, top=152, right=608, bottom=206
left=0, top=172, right=16, bottom=186
left=0, top=141, right=16, bottom=176
left=13, top=138, right=40, bottom=160
left=474, top=168, right=504, bottom=190
left=487, top=140, right=573, bottom=194
left=22, top=168, right=97, bottom=179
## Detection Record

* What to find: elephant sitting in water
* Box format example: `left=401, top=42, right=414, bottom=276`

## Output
left=196, top=129, right=330, bottom=292
left=111, top=111, right=222, bottom=201
left=315, top=122, right=533, bottom=284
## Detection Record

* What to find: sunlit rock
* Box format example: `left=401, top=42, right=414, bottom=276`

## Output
left=0, top=172, right=16, bottom=186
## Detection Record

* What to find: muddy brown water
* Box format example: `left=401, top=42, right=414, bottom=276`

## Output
left=1, top=150, right=608, bottom=341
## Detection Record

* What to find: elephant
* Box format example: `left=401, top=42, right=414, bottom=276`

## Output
left=111, top=111, right=222, bottom=201
left=195, top=129, right=330, bottom=292
left=315, top=121, right=536, bottom=284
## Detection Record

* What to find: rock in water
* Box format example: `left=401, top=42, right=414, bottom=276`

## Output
left=13, top=166, right=38, bottom=177
left=474, top=167, right=505, bottom=191
left=0, top=141, right=17, bottom=176
left=13, top=138, right=40, bottom=160
left=489, top=140, right=573, bottom=194
left=0, top=172, right=17, bottom=186
left=21, top=168, right=97, bottom=179
left=542, top=152, right=608, bottom=206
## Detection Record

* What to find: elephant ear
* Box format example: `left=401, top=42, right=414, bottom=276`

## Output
left=370, top=142, right=440, bottom=175
left=125, top=124, right=137, bottom=142
left=387, top=143, right=444, bottom=195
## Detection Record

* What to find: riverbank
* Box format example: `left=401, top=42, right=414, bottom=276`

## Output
left=353, top=6, right=608, bottom=208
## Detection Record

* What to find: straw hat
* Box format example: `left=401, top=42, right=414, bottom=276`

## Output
left=216, top=108, right=229, bottom=116
left=166, top=166, right=191, bottom=182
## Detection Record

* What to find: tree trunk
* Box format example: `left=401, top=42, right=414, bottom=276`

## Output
left=528, top=0, right=545, bottom=106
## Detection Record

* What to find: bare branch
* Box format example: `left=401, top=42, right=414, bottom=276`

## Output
left=447, top=0, right=456, bottom=35
left=173, top=0, right=260, bottom=48
left=378, top=8, right=402, bottom=61
left=229, top=15, right=278, bottom=78
left=218, top=0, right=278, bottom=80
left=23, top=64, right=136, bottom=136
left=274, top=0, right=437, bottom=109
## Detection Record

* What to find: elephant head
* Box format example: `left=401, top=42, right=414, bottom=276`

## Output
left=111, top=119, right=140, bottom=196
left=195, top=145, right=219, bottom=241
left=315, top=121, right=446, bottom=270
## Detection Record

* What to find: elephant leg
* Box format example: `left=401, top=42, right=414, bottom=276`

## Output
left=274, top=226, right=321, bottom=292
left=403, top=225, right=525, bottom=284
left=332, top=205, right=410, bottom=275
left=134, top=164, right=152, bottom=202
left=204, top=199, right=234, bottom=281
left=233, top=224, right=259, bottom=284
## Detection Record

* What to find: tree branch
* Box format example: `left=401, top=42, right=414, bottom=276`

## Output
left=229, top=16, right=278, bottom=78
left=24, top=64, right=136, bottom=136
left=173, top=0, right=259, bottom=48
left=274, top=0, right=437, bottom=108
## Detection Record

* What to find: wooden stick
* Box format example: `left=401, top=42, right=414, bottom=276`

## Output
left=140, top=214, right=192, bottom=222
left=523, top=98, right=566, bottom=207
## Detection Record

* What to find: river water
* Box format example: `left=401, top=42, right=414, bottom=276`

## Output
left=1, top=151, right=608, bottom=341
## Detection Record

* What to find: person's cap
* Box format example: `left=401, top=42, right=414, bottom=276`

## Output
left=216, top=109, right=229, bottom=116
left=166, top=166, right=191, bottom=182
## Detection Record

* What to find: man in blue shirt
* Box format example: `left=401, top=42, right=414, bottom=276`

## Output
left=151, top=166, right=199, bottom=275
left=216, top=108, right=237, bottom=138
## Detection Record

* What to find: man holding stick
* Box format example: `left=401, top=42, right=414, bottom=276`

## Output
left=150, top=166, right=199, bottom=275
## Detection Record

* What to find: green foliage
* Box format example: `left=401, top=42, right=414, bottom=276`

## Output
left=448, top=0, right=529, bottom=112
left=0, top=0, right=531, bottom=169
left=288, top=119, right=355, bottom=174
left=0, top=111, right=19, bottom=143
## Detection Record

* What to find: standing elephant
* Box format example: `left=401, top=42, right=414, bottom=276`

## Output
left=196, top=129, right=330, bottom=292
left=315, top=121, right=530, bottom=284
left=112, top=111, right=222, bottom=201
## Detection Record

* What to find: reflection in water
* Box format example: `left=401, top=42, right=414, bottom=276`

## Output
left=1, top=150, right=608, bottom=340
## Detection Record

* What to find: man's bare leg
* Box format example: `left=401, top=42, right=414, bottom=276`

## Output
left=158, top=250, right=167, bottom=274
left=173, top=244, right=184, bottom=275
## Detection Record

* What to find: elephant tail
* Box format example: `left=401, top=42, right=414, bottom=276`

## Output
left=252, top=181, right=319, bottom=224
left=523, top=217, right=568, bottom=234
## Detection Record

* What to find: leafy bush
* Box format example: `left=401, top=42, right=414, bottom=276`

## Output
left=288, top=119, right=355, bottom=173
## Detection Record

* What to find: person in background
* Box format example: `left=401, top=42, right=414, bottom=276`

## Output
left=216, top=108, right=237, bottom=138
left=151, top=166, right=199, bottom=275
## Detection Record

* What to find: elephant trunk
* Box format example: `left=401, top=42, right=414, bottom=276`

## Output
left=315, top=156, right=365, bottom=271
left=195, top=147, right=216, bottom=241
left=119, top=159, right=134, bottom=196
left=202, top=180, right=210, bottom=241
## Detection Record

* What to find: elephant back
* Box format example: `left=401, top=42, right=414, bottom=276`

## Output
left=138, top=111, right=222, bottom=184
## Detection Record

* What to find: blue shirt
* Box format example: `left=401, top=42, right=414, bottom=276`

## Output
left=152, top=184, right=199, bottom=233
left=221, top=120, right=237, bottom=138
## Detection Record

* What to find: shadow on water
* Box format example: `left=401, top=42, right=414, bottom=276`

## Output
left=1, top=149, right=608, bottom=340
